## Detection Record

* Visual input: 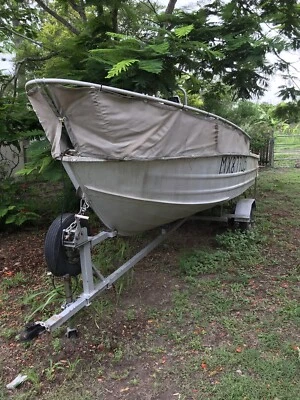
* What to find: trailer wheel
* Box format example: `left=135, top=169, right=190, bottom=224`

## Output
left=44, top=213, right=82, bottom=277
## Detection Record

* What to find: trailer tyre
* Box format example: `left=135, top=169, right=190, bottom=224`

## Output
left=238, top=211, right=254, bottom=231
left=44, top=213, right=82, bottom=277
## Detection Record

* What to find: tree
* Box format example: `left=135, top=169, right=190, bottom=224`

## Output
left=0, top=0, right=298, bottom=170
left=273, top=101, right=300, bottom=123
left=1, top=0, right=300, bottom=100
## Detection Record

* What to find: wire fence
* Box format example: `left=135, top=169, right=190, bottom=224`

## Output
left=258, top=133, right=300, bottom=168
left=274, top=134, right=300, bottom=167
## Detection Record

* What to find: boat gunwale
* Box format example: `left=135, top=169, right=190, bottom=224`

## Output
left=62, top=159, right=258, bottom=181
left=60, top=153, right=260, bottom=163
left=26, top=78, right=252, bottom=140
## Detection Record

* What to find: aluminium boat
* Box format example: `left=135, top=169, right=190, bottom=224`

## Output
left=26, top=79, right=259, bottom=235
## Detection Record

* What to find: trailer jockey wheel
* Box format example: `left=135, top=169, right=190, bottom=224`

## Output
left=44, top=213, right=83, bottom=277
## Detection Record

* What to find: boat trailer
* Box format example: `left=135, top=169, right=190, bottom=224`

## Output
left=21, top=197, right=255, bottom=339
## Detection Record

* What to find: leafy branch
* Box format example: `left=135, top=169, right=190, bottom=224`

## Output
left=35, top=0, right=80, bottom=35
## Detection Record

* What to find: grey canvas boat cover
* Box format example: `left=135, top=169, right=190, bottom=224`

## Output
left=27, top=83, right=250, bottom=160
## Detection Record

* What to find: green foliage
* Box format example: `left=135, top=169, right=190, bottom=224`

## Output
left=93, top=237, right=131, bottom=276
left=273, top=101, right=300, bottom=123
left=174, top=24, right=194, bottom=38
left=180, top=249, right=229, bottom=276
left=2, top=0, right=300, bottom=101
left=16, top=139, right=64, bottom=182
left=23, top=287, right=61, bottom=322
left=0, top=86, right=45, bottom=180
left=0, top=171, right=78, bottom=230
left=0, top=178, right=40, bottom=229
left=88, top=31, right=175, bottom=95
left=1, top=271, right=28, bottom=290
left=180, top=229, right=263, bottom=277
left=199, top=90, right=277, bottom=153
left=87, top=21, right=223, bottom=95
left=106, top=59, right=139, bottom=78
left=215, top=230, right=263, bottom=262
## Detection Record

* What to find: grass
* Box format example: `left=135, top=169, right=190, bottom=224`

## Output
left=181, top=229, right=264, bottom=274
left=0, top=271, right=28, bottom=290
left=1, top=168, right=300, bottom=399
left=92, top=236, right=132, bottom=276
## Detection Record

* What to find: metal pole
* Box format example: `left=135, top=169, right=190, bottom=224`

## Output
left=63, top=275, right=73, bottom=304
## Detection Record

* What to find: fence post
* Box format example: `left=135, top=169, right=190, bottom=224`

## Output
left=269, top=137, right=274, bottom=167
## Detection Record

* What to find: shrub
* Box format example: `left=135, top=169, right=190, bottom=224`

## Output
left=0, top=178, right=39, bottom=229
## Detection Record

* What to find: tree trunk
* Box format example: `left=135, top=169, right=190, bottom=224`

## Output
left=165, top=0, right=177, bottom=15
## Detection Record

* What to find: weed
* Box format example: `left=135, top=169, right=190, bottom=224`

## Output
left=0, top=327, right=17, bottom=340
left=125, top=308, right=136, bottom=321
left=23, top=287, right=61, bottom=322
left=1, top=271, right=28, bottom=290
left=207, top=290, right=234, bottom=314
left=258, top=332, right=281, bottom=349
left=129, top=377, right=139, bottom=386
left=91, top=298, right=113, bottom=318
left=109, top=369, right=130, bottom=380
left=0, top=292, right=9, bottom=307
left=191, top=308, right=203, bottom=321
left=189, top=336, right=203, bottom=351
left=93, top=237, right=131, bottom=276
left=115, top=279, right=125, bottom=304
left=204, top=346, right=300, bottom=399
left=147, top=346, right=166, bottom=354
left=43, top=360, right=65, bottom=382
left=146, top=307, right=160, bottom=319
left=167, top=330, right=188, bottom=344
left=155, top=325, right=169, bottom=336
left=114, top=270, right=135, bottom=303
left=52, top=337, right=62, bottom=353
left=279, top=299, right=300, bottom=321
left=65, top=358, right=81, bottom=380
left=179, top=248, right=228, bottom=276
left=179, top=228, right=264, bottom=279
left=52, top=326, right=66, bottom=339
left=216, top=229, right=263, bottom=267
left=24, top=367, right=41, bottom=390
left=221, top=316, right=239, bottom=334
left=113, top=348, right=124, bottom=362
left=172, top=290, right=190, bottom=309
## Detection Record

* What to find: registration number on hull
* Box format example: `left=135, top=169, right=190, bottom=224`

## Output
left=219, top=155, right=247, bottom=174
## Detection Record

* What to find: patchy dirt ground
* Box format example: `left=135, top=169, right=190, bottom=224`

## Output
left=0, top=169, right=300, bottom=400
left=0, top=229, right=46, bottom=276
left=0, top=223, right=219, bottom=398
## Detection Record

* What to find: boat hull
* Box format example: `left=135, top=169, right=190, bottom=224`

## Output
left=62, top=154, right=258, bottom=235
left=25, top=78, right=259, bottom=235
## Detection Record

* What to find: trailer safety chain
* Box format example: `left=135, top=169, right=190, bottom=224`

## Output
left=78, top=197, right=90, bottom=215
left=62, top=198, right=90, bottom=246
